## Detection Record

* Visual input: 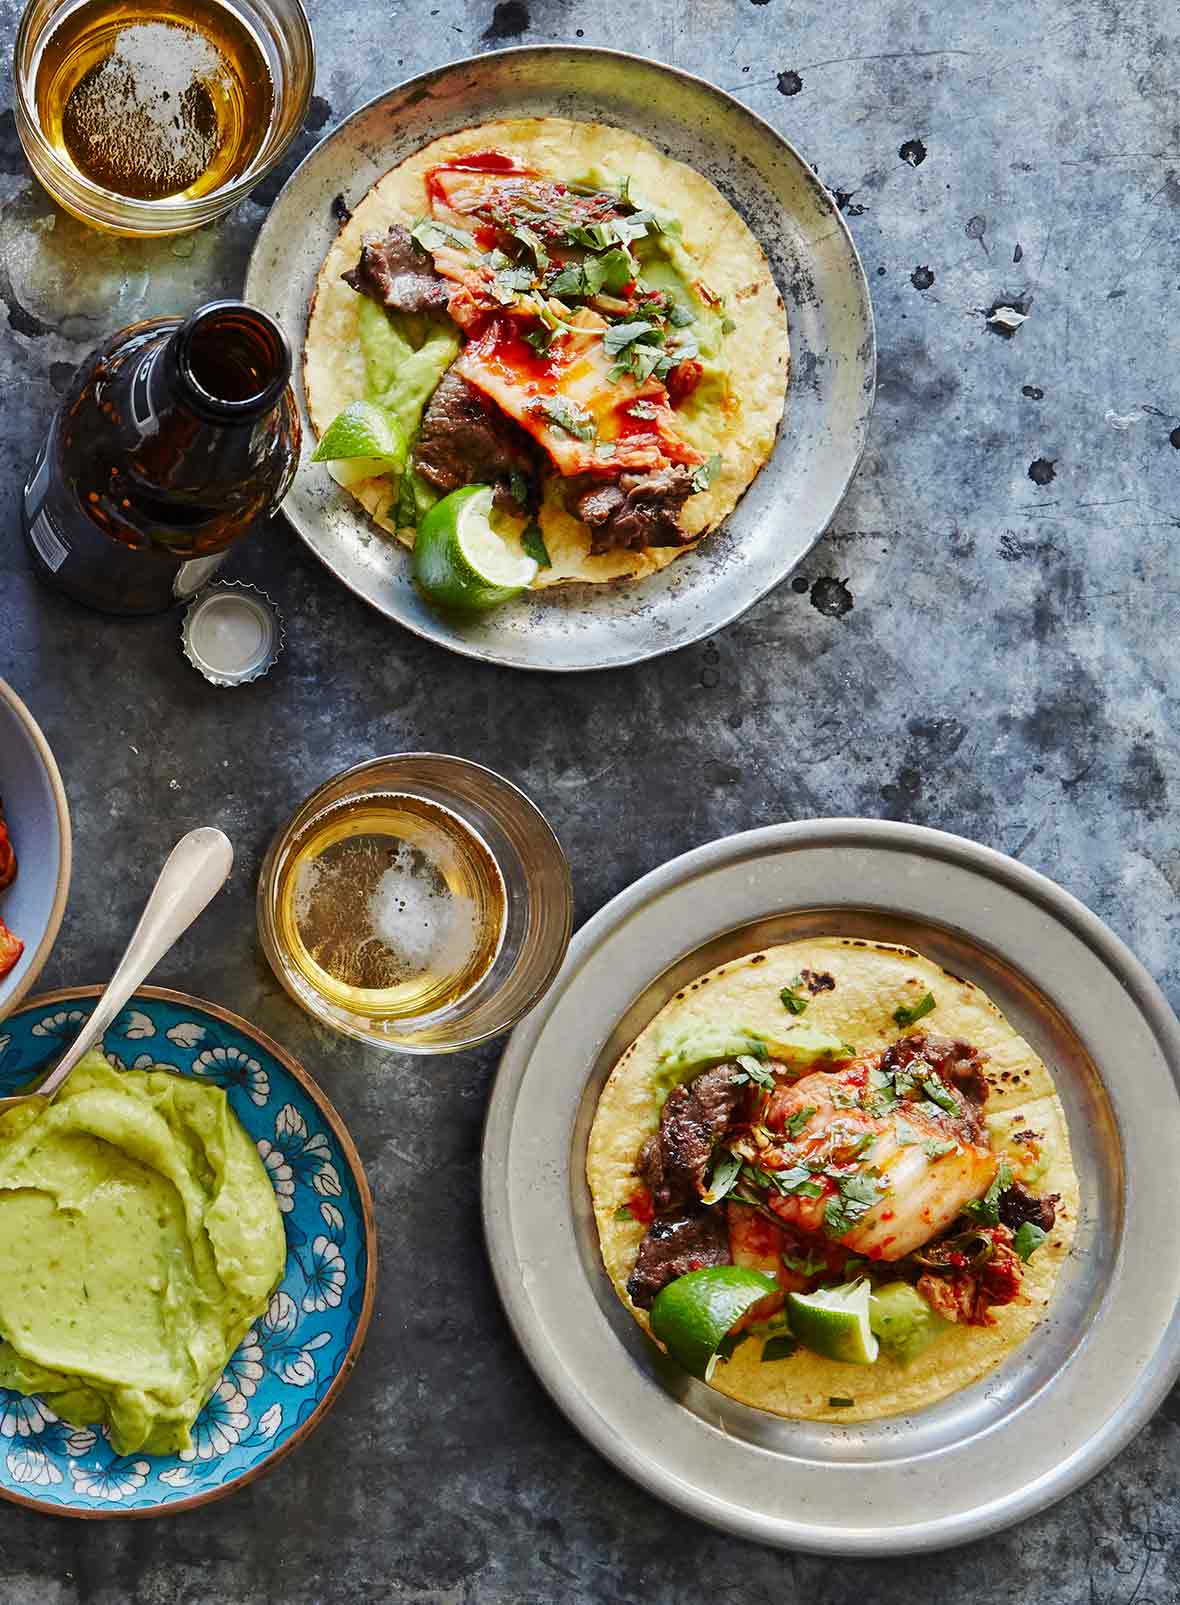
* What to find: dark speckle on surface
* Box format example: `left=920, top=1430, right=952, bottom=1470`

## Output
left=910, top=265, right=935, bottom=290
left=330, top=192, right=352, bottom=223
left=776, top=69, right=803, bottom=96
left=483, top=0, right=530, bottom=37
left=899, top=137, right=927, bottom=166
left=834, top=188, right=868, bottom=216
left=1029, top=457, right=1057, bottom=486
left=791, top=574, right=810, bottom=593
left=1013, top=242, right=1024, bottom=262
left=1022, top=384, right=1045, bottom=400
left=1170, top=426, right=1180, bottom=449
left=809, top=576, right=854, bottom=617
left=965, top=214, right=988, bottom=251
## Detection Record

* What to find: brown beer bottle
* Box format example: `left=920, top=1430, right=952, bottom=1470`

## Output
left=23, top=300, right=299, bottom=615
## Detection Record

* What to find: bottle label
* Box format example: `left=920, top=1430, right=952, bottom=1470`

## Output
left=27, top=507, right=70, bottom=573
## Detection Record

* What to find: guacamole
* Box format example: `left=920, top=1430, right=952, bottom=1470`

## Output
left=0, top=1052, right=286, bottom=1456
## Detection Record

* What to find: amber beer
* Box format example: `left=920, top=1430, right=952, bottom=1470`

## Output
left=23, top=301, right=299, bottom=614
left=32, top=0, right=273, bottom=203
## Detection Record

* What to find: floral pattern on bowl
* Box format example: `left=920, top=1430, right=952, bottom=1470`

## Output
left=0, top=988, right=375, bottom=1516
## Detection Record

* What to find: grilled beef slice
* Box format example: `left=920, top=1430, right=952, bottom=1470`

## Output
left=998, top=1180, right=1058, bottom=1235
left=414, top=368, right=539, bottom=510
left=626, top=1207, right=732, bottom=1309
left=342, top=224, right=451, bottom=314
left=566, top=466, right=697, bottom=554
left=879, top=1031, right=990, bottom=1142
left=637, top=1065, right=743, bottom=1213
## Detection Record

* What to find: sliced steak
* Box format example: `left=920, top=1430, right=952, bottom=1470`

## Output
left=626, top=1207, right=732, bottom=1309
left=566, top=466, right=697, bottom=554
left=998, top=1180, right=1058, bottom=1235
left=880, top=1031, right=990, bottom=1142
left=638, top=1065, right=743, bottom=1213
left=414, top=368, right=538, bottom=509
left=342, top=224, right=451, bottom=314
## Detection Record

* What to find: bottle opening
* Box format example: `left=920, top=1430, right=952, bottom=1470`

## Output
left=176, top=300, right=291, bottom=419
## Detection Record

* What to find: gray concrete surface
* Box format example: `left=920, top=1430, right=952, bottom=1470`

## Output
left=2, top=0, right=1180, bottom=1598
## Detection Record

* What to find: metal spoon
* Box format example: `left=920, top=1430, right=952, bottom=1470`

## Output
left=0, top=827, right=234, bottom=1114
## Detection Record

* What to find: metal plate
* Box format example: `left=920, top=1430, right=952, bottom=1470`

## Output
left=244, top=47, right=875, bottom=672
left=482, top=821, right=1180, bottom=1553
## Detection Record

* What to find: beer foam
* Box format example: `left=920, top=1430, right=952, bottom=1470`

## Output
left=366, top=843, right=479, bottom=977
left=65, top=22, right=224, bottom=197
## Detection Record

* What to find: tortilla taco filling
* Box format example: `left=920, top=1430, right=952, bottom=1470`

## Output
left=332, top=153, right=716, bottom=552
left=306, top=121, right=787, bottom=592
left=626, top=1029, right=1058, bottom=1334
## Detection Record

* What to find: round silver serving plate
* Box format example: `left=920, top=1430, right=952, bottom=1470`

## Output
left=244, top=46, right=875, bottom=671
left=482, top=820, right=1180, bottom=1553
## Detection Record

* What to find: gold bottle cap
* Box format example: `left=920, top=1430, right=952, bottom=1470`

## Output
left=181, top=581, right=284, bottom=687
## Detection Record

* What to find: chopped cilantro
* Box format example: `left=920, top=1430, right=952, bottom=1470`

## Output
left=894, top=1117, right=922, bottom=1146
left=732, top=1053, right=776, bottom=1089
left=774, top=1166, right=824, bottom=1199
left=1013, top=1221, right=1048, bottom=1261
left=785, top=1104, right=817, bottom=1139
left=628, top=400, right=659, bottom=420
left=830, top=1085, right=861, bottom=1109
left=491, top=265, right=535, bottom=303
left=668, top=300, right=696, bottom=328
left=565, top=221, right=615, bottom=250
left=782, top=1248, right=827, bottom=1277
left=521, top=522, right=550, bottom=567
left=613, top=1203, right=635, bottom=1222
left=690, top=453, right=722, bottom=493
left=546, top=261, right=585, bottom=298
left=410, top=217, right=473, bottom=253
left=824, top=1170, right=885, bottom=1238
left=923, top=1136, right=957, bottom=1160
left=524, top=324, right=554, bottom=356
left=921, top=1074, right=959, bottom=1115
left=603, top=319, right=657, bottom=356
left=964, top=1159, right=1014, bottom=1226
left=511, top=224, right=550, bottom=269
left=599, top=247, right=635, bottom=292
left=594, top=442, right=618, bottom=459
left=721, top=316, right=737, bottom=335
left=780, top=977, right=809, bottom=1015
left=761, top=1334, right=799, bottom=1363
left=893, top=991, right=937, bottom=1028
left=702, top=1149, right=743, bottom=1205
left=536, top=396, right=594, bottom=441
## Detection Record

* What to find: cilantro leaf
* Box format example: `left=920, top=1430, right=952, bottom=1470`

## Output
left=774, top=1166, right=824, bottom=1199
left=668, top=299, right=696, bottom=328
left=613, top=1204, right=635, bottom=1222
left=702, top=1149, right=743, bottom=1205
left=603, top=320, right=657, bottom=356
left=964, top=1160, right=1014, bottom=1226
left=628, top=400, right=659, bottom=420
left=923, top=1136, right=957, bottom=1159
left=782, top=1248, right=827, bottom=1277
left=893, top=991, right=937, bottom=1028
left=546, top=262, right=585, bottom=298
left=690, top=453, right=722, bottom=493
left=785, top=1104, right=817, bottom=1139
left=761, top=1335, right=799, bottom=1363
left=536, top=396, right=594, bottom=441
left=921, top=1074, right=959, bottom=1114
left=824, top=1170, right=886, bottom=1238
left=721, top=316, right=737, bottom=335
left=599, top=247, right=635, bottom=292
left=732, top=1053, right=776, bottom=1089
left=410, top=217, right=473, bottom=253
left=894, top=1117, right=922, bottom=1146
left=491, top=265, right=536, bottom=303
left=524, top=324, right=554, bottom=355
left=1013, top=1221, right=1048, bottom=1261
left=511, top=224, right=550, bottom=269
left=780, top=977, right=809, bottom=1015
left=521, top=521, right=550, bottom=567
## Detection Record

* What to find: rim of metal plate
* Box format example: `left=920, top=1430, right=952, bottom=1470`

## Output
left=482, top=820, right=1180, bottom=1553
left=244, top=45, right=875, bottom=671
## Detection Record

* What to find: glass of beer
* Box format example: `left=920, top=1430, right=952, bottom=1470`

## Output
left=12, top=0, right=313, bottom=235
left=257, top=755, right=574, bottom=1053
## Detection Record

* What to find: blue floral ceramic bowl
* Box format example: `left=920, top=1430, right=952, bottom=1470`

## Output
left=0, top=986, right=376, bottom=1517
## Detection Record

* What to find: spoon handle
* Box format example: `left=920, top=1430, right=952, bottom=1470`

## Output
left=39, top=827, right=234, bottom=1100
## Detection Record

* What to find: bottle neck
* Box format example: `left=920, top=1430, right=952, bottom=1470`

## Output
left=164, top=301, right=292, bottom=425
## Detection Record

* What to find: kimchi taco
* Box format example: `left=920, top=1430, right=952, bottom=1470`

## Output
left=586, top=938, right=1078, bottom=1422
left=303, top=118, right=788, bottom=592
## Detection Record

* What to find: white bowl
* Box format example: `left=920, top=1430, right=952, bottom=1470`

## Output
left=0, top=678, right=71, bottom=1020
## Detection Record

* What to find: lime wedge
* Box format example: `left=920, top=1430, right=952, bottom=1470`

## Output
left=649, top=1266, right=779, bottom=1381
left=311, top=400, right=408, bottom=488
left=413, top=485, right=538, bottom=611
left=787, top=1278, right=880, bottom=1365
